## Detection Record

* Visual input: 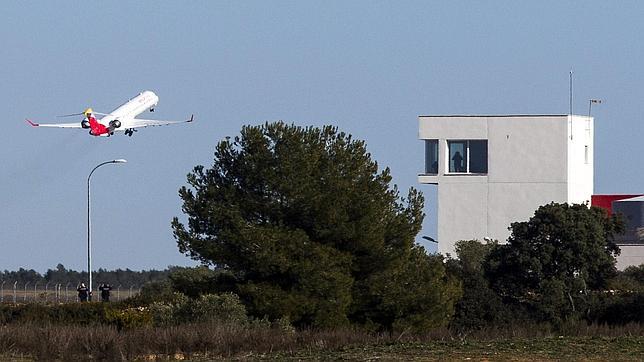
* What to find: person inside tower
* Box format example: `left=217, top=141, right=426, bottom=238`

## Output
left=452, top=151, right=464, bottom=172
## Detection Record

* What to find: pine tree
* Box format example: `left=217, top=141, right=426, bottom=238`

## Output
left=172, top=122, right=459, bottom=329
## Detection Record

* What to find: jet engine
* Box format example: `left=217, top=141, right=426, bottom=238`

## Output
left=81, top=120, right=90, bottom=129
left=109, top=120, right=121, bottom=128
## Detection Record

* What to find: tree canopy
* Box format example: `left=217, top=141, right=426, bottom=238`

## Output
left=485, top=202, right=624, bottom=323
left=172, top=122, right=460, bottom=329
left=447, top=240, right=505, bottom=331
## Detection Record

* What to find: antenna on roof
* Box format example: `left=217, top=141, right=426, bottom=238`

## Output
left=569, top=69, right=574, bottom=140
left=569, top=69, right=573, bottom=117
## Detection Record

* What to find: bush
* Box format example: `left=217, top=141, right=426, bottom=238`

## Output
left=0, top=302, right=113, bottom=325
left=191, top=293, right=248, bottom=324
left=589, top=292, right=644, bottom=325
left=149, top=292, right=248, bottom=326
left=168, top=266, right=234, bottom=298
left=149, top=292, right=190, bottom=326
left=104, top=307, right=153, bottom=330
left=129, top=279, right=175, bottom=305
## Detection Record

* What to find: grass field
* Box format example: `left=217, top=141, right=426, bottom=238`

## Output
left=267, top=336, right=643, bottom=361
left=0, top=323, right=641, bottom=361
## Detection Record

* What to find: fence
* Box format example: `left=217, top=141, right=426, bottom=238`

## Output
left=0, top=281, right=140, bottom=304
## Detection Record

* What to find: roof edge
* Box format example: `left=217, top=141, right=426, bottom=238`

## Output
left=418, top=114, right=574, bottom=118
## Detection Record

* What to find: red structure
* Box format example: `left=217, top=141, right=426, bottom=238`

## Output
left=591, top=194, right=644, bottom=214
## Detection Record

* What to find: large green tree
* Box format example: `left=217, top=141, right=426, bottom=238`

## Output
left=485, top=203, right=624, bottom=324
left=172, top=122, right=459, bottom=329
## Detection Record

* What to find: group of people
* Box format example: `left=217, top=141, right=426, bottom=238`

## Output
left=77, top=283, right=112, bottom=302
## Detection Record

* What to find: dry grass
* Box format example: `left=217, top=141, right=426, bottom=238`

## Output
left=0, top=323, right=375, bottom=360
left=0, top=322, right=641, bottom=360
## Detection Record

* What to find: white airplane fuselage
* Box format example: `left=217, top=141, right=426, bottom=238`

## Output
left=94, top=91, right=159, bottom=136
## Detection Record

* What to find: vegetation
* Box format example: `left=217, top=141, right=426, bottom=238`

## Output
left=446, top=239, right=507, bottom=331
left=2, top=123, right=643, bottom=359
left=0, top=264, right=173, bottom=287
left=443, top=203, right=642, bottom=333
left=0, top=322, right=640, bottom=360
left=171, top=122, right=460, bottom=330
left=485, top=203, right=626, bottom=325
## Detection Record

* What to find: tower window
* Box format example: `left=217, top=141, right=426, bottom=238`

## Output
left=425, top=139, right=438, bottom=174
left=448, top=140, right=487, bottom=174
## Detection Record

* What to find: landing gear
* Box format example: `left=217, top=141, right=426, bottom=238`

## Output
left=149, top=107, right=155, bottom=112
left=125, top=128, right=137, bottom=137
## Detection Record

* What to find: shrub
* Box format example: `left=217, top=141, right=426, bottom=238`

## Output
left=589, top=292, right=644, bottom=325
left=0, top=303, right=112, bottom=325
left=149, top=292, right=190, bottom=326
left=104, top=307, right=153, bottom=330
left=148, top=292, right=248, bottom=326
left=190, top=293, right=248, bottom=324
left=130, top=279, right=175, bottom=304
left=168, top=266, right=233, bottom=298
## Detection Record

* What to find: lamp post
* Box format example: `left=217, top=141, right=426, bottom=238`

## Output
left=422, top=236, right=437, bottom=243
left=88, top=159, right=127, bottom=301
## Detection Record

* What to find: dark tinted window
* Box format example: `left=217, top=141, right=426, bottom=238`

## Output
left=469, top=140, right=488, bottom=173
left=425, top=140, right=438, bottom=174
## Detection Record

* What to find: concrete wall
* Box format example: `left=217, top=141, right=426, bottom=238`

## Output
left=487, top=182, right=567, bottom=244
left=616, top=246, right=644, bottom=270
left=419, top=115, right=593, bottom=256
left=487, top=116, right=568, bottom=183
left=567, top=116, right=594, bottom=204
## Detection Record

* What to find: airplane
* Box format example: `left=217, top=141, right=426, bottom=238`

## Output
left=26, top=90, right=193, bottom=137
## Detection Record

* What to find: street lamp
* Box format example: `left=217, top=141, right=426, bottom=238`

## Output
left=422, top=236, right=437, bottom=243
left=88, top=159, right=126, bottom=301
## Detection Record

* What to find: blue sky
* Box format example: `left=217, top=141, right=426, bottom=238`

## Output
left=1, top=2, right=643, bottom=272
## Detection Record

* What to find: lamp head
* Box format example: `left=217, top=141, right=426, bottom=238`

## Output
left=113, top=159, right=127, bottom=164
left=421, top=236, right=437, bottom=243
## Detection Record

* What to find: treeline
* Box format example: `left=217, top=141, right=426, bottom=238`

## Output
left=0, top=264, right=175, bottom=287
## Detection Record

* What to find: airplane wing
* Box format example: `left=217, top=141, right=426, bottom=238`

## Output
left=25, top=119, right=82, bottom=128
left=119, top=115, right=194, bottom=130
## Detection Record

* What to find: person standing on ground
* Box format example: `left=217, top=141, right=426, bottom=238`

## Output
left=77, top=283, right=88, bottom=302
left=99, top=283, right=112, bottom=302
